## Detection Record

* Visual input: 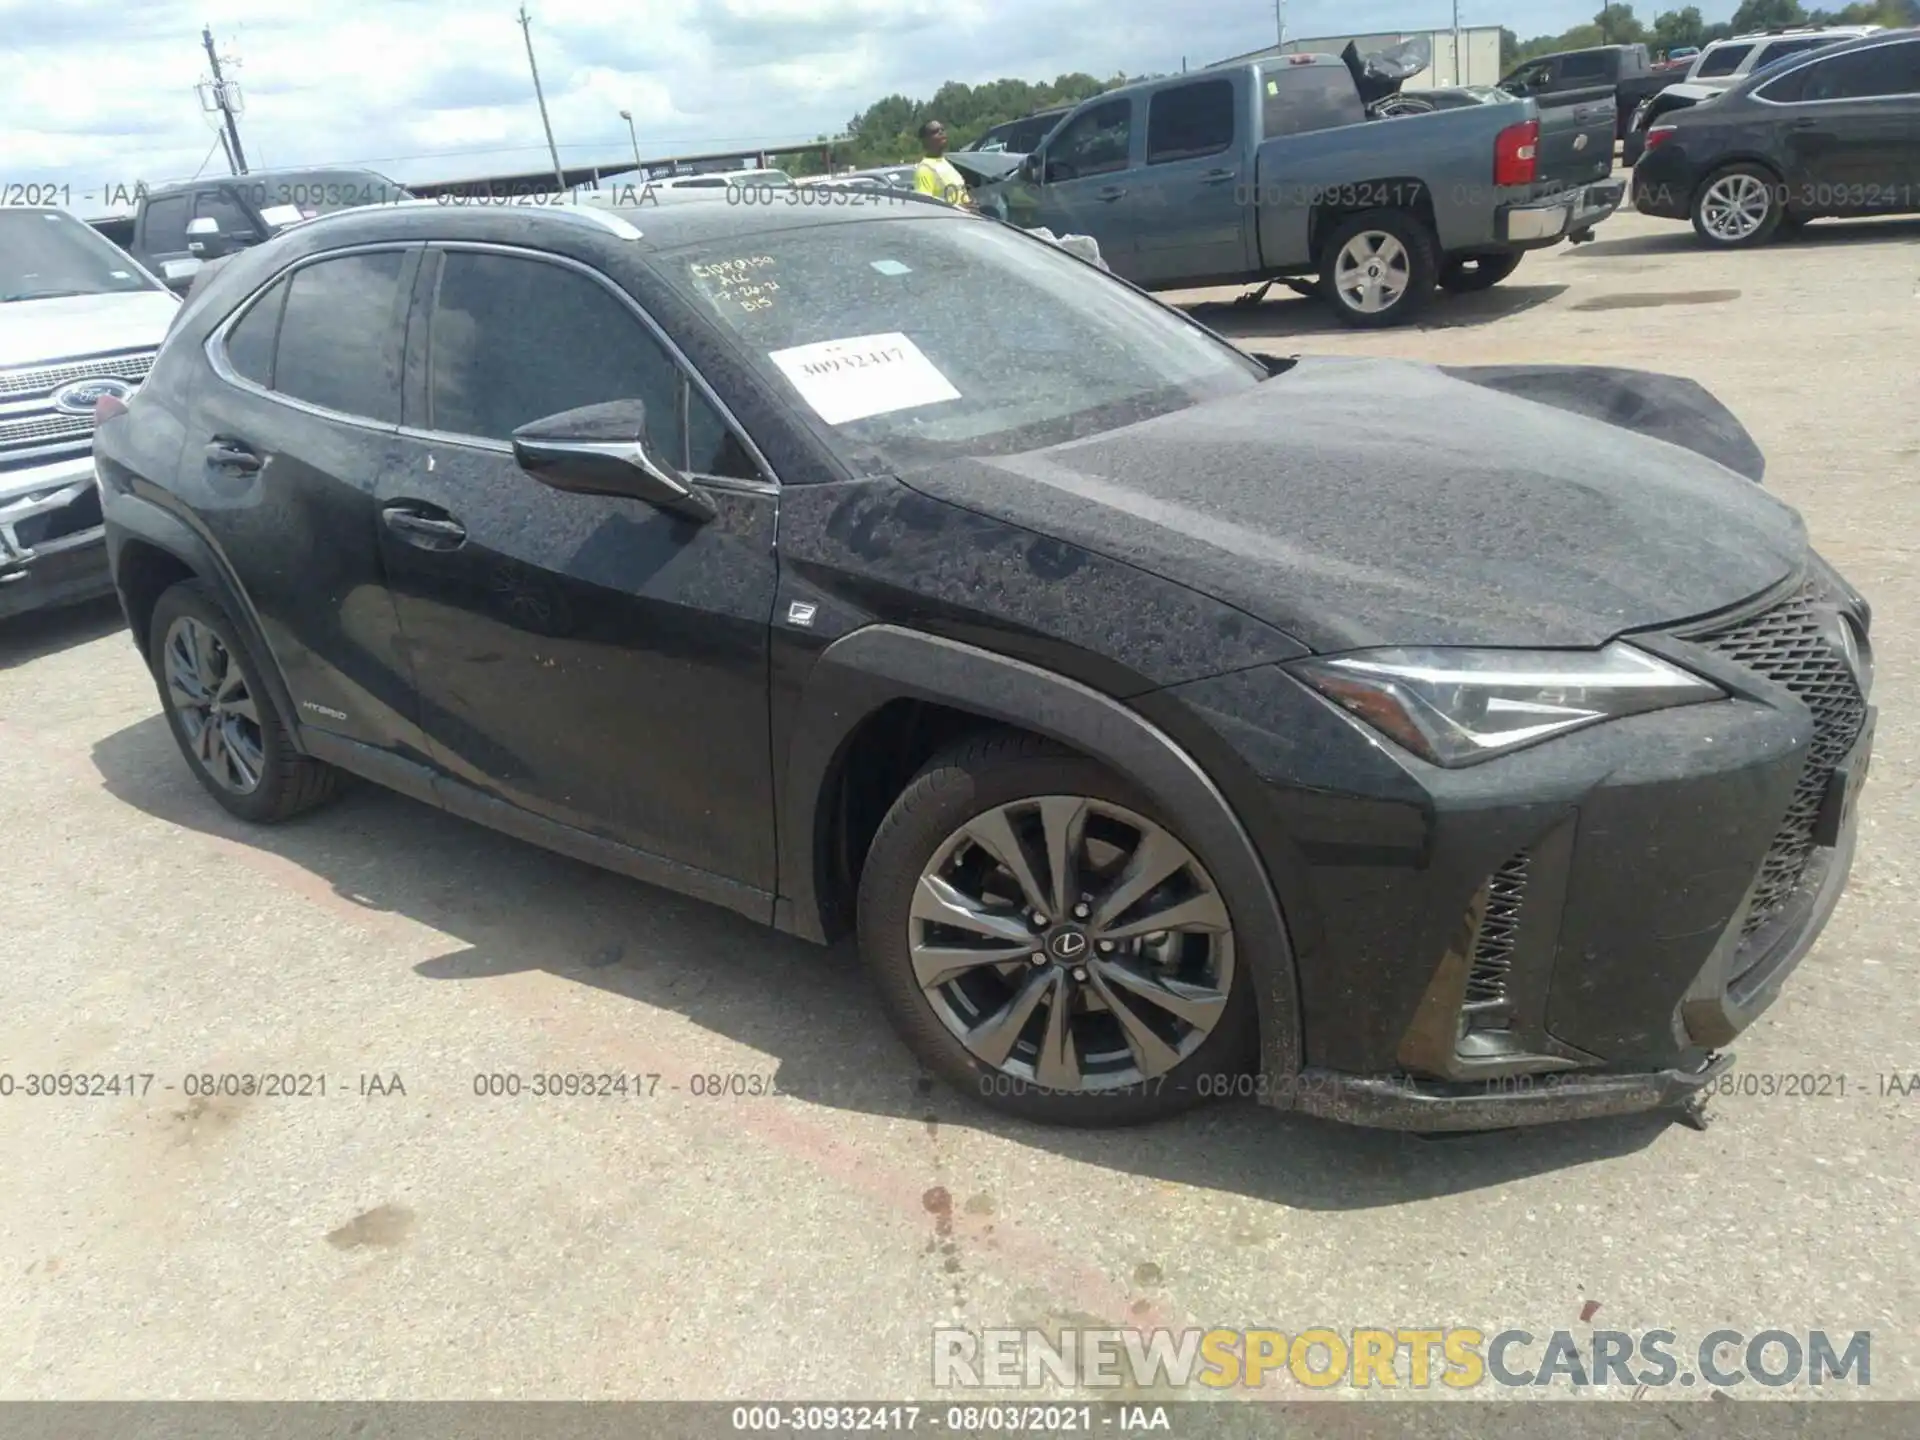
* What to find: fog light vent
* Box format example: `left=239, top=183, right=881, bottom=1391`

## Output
left=1461, top=851, right=1531, bottom=1033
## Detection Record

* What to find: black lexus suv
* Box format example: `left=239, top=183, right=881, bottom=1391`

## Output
left=96, top=195, right=1877, bottom=1130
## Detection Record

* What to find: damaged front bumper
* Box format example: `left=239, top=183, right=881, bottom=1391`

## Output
left=0, top=458, right=112, bottom=621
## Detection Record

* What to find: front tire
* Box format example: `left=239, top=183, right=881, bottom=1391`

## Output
left=148, top=580, right=341, bottom=823
left=1691, top=164, right=1784, bottom=248
left=1320, top=209, right=1439, bottom=328
left=856, top=730, right=1260, bottom=1127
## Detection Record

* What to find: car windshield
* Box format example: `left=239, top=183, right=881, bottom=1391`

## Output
left=0, top=208, right=161, bottom=302
left=654, top=215, right=1265, bottom=467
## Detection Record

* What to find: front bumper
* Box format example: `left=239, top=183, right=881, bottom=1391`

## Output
left=1499, top=178, right=1627, bottom=246
left=1160, top=558, right=1875, bottom=1129
left=0, top=456, right=112, bottom=621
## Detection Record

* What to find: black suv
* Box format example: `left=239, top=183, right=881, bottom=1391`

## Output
left=97, top=196, right=1876, bottom=1130
left=129, top=167, right=411, bottom=293
left=1633, top=29, right=1920, bottom=245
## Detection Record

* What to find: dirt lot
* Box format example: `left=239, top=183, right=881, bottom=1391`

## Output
left=3, top=206, right=1917, bottom=1402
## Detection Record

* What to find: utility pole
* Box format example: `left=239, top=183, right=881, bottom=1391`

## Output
left=517, top=5, right=567, bottom=195
left=200, top=26, right=249, bottom=174
left=1453, top=0, right=1464, bottom=84
left=1274, top=0, right=1287, bottom=51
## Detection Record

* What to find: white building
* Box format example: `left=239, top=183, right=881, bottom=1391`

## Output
left=1217, top=26, right=1506, bottom=89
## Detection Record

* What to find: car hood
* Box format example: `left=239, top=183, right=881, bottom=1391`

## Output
left=0, top=288, right=177, bottom=366
left=899, top=355, right=1805, bottom=653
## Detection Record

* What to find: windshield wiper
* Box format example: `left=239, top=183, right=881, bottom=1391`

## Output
left=1, top=288, right=97, bottom=303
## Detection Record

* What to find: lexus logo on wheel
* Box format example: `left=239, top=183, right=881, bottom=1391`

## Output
left=1048, top=930, right=1089, bottom=960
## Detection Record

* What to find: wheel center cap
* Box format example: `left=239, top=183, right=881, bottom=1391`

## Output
left=1047, top=927, right=1090, bottom=962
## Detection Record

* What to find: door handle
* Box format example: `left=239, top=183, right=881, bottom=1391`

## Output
left=204, top=438, right=261, bottom=472
left=1789, top=117, right=1819, bottom=130
left=380, top=505, right=467, bottom=548
left=1095, top=185, right=1127, bottom=202
left=1199, top=168, right=1236, bottom=183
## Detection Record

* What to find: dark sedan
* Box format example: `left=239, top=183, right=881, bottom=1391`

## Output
left=95, top=195, right=1876, bottom=1131
left=1634, top=30, right=1920, bottom=246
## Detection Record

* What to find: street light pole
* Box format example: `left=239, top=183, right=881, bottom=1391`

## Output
left=516, top=5, right=567, bottom=195
left=1453, top=0, right=1464, bottom=84
left=618, top=109, right=642, bottom=175
left=1274, top=0, right=1287, bottom=50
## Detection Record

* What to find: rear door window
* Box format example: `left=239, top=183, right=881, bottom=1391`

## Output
left=1262, top=64, right=1368, bottom=136
left=1558, top=52, right=1610, bottom=82
left=193, top=188, right=257, bottom=244
left=1802, top=40, right=1920, bottom=100
left=270, top=251, right=408, bottom=423
left=1146, top=79, right=1235, bottom=164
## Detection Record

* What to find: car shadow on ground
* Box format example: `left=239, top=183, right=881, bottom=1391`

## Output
left=1581, top=212, right=1920, bottom=259
left=0, top=595, right=125, bottom=671
left=92, top=712, right=1677, bottom=1211
left=1182, top=283, right=1569, bottom=340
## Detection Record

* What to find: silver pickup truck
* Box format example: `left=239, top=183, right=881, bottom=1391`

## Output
left=974, top=54, right=1626, bottom=327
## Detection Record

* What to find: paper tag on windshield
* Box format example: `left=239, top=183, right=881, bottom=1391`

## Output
left=259, top=204, right=303, bottom=228
left=767, top=332, right=958, bottom=424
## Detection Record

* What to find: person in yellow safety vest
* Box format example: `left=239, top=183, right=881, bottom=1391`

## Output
left=913, top=120, right=975, bottom=209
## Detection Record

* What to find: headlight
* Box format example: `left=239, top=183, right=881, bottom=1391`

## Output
left=1290, top=642, right=1725, bottom=767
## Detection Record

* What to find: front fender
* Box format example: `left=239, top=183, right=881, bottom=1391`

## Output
left=773, top=624, right=1303, bottom=1083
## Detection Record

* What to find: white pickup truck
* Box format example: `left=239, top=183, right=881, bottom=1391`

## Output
left=0, top=207, right=177, bottom=621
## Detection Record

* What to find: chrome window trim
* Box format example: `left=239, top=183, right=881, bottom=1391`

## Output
left=203, top=241, right=414, bottom=436
left=1752, top=37, right=1920, bottom=104
left=416, top=240, right=777, bottom=487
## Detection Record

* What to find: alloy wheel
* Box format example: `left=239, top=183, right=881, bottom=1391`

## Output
left=1699, top=173, right=1773, bottom=242
left=163, top=615, right=265, bottom=794
left=908, top=795, right=1234, bottom=1092
left=1332, top=231, right=1411, bottom=314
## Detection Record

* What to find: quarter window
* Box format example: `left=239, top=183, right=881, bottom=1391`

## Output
left=1146, top=79, right=1235, bottom=164
left=272, top=251, right=408, bottom=423
left=222, top=277, right=288, bottom=387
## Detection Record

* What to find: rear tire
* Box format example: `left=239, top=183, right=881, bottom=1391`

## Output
left=1438, top=252, right=1523, bottom=294
left=1319, top=209, right=1438, bottom=329
left=1691, top=163, right=1784, bottom=248
left=148, top=580, right=342, bottom=823
left=856, top=729, right=1260, bottom=1127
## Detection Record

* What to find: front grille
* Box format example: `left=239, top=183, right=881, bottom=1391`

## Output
left=0, top=349, right=154, bottom=400
left=0, top=412, right=94, bottom=449
left=1695, top=580, right=1868, bottom=937
left=1462, top=851, right=1531, bottom=1031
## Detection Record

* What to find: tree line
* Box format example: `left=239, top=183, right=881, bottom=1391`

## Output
left=1504, top=0, right=1920, bottom=67
left=768, top=0, right=1920, bottom=177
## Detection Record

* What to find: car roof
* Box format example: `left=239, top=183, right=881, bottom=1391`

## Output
left=141, top=165, right=397, bottom=201
left=1726, top=25, right=1917, bottom=86
left=274, top=192, right=965, bottom=255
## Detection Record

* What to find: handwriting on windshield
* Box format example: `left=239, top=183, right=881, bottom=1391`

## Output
left=690, top=256, right=780, bottom=314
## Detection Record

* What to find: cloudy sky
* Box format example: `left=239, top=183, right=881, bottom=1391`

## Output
left=8, top=0, right=1740, bottom=214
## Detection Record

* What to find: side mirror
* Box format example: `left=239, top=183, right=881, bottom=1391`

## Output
left=185, top=215, right=232, bottom=257
left=160, top=257, right=203, bottom=289
left=1020, top=151, right=1044, bottom=183
left=511, top=399, right=717, bottom=524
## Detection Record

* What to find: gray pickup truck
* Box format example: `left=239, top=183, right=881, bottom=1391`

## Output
left=973, top=54, right=1625, bottom=327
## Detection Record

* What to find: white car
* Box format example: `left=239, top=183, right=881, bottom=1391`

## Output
left=0, top=207, right=178, bottom=619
